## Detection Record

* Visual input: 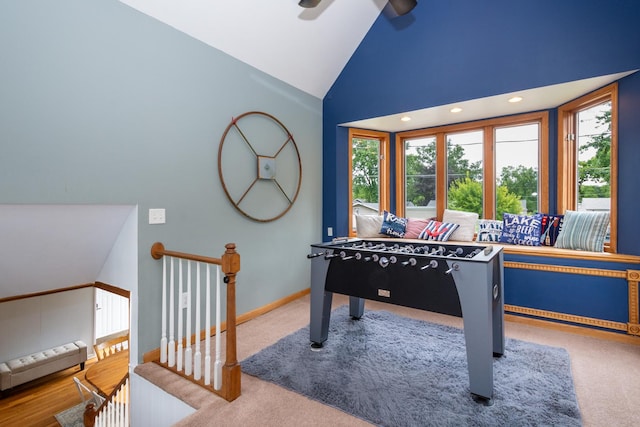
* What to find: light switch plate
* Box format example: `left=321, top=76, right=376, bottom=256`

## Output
left=149, top=208, right=166, bottom=224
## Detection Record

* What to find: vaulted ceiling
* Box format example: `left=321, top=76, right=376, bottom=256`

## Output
left=119, top=0, right=390, bottom=99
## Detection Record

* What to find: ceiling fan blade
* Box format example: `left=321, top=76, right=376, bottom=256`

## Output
left=299, top=0, right=322, bottom=8
left=388, top=0, right=417, bottom=16
left=298, top=0, right=417, bottom=16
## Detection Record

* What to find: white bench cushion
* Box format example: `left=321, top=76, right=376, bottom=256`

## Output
left=6, top=342, right=82, bottom=374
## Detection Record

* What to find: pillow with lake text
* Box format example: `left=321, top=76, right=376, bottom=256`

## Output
left=379, top=211, right=408, bottom=238
left=476, top=219, right=503, bottom=242
left=499, top=213, right=543, bottom=246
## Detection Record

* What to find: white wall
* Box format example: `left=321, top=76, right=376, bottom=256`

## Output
left=0, top=288, right=94, bottom=362
left=130, top=373, right=196, bottom=426
left=96, top=206, right=138, bottom=364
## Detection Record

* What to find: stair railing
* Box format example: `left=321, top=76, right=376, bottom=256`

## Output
left=83, top=373, right=129, bottom=427
left=150, top=242, right=241, bottom=402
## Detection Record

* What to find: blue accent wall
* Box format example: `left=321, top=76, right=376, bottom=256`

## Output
left=323, top=0, right=640, bottom=254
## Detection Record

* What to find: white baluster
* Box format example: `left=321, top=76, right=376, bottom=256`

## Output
left=125, top=378, right=130, bottom=427
left=117, top=385, right=125, bottom=426
left=214, top=265, right=222, bottom=390
left=160, top=256, right=167, bottom=364
left=185, top=261, right=193, bottom=376
left=168, top=257, right=176, bottom=367
left=177, top=259, right=184, bottom=371
left=204, top=264, right=211, bottom=386
left=194, top=262, right=202, bottom=381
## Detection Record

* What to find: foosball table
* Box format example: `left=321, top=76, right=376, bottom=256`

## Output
left=307, top=238, right=504, bottom=401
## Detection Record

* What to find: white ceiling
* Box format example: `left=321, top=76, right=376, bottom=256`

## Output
left=343, top=71, right=638, bottom=132
left=119, top=0, right=389, bottom=100
left=0, top=205, right=134, bottom=299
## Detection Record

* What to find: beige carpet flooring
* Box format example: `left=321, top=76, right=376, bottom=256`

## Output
left=135, top=294, right=640, bottom=427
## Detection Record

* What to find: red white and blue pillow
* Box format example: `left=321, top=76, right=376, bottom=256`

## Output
left=418, top=220, right=460, bottom=241
left=539, top=213, right=564, bottom=246
left=379, top=211, right=408, bottom=238
left=499, top=213, right=543, bottom=246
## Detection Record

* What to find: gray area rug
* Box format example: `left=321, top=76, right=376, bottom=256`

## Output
left=55, top=402, right=85, bottom=427
left=242, top=306, right=582, bottom=426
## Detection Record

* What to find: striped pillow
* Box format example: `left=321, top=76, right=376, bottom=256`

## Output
left=554, top=210, right=610, bottom=252
left=418, top=220, right=460, bottom=242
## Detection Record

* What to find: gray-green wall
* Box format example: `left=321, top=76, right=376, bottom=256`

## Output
left=0, top=0, right=322, bottom=359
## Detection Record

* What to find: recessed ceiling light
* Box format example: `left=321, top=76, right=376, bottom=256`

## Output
left=508, top=96, right=523, bottom=103
left=400, top=116, right=411, bottom=122
left=450, top=107, right=463, bottom=113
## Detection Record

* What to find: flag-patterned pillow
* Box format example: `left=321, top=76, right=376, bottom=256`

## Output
left=418, top=220, right=460, bottom=241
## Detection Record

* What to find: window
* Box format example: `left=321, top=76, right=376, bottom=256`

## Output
left=402, top=136, right=437, bottom=219
left=495, top=123, right=541, bottom=217
left=558, top=83, right=617, bottom=251
left=446, top=130, right=484, bottom=216
left=395, top=112, right=548, bottom=220
left=349, top=128, right=390, bottom=235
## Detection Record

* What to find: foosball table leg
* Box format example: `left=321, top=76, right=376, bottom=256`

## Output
left=310, top=254, right=333, bottom=349
left=349, top=296, right=365, bottom=319
left=450, top=260, right=504, bottom=401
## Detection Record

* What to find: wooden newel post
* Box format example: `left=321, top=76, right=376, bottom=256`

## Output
left=221, top=243, right=242, bottom=401
left=83, top=402, right=97, bottom=427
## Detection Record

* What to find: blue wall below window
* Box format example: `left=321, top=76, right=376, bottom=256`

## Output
left=322, top=0, right=640, bottom=255
left=503, top=253, right=636, bottom=325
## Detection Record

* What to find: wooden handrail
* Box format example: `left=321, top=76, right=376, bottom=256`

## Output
left=150, top=242, right=223, bottom=265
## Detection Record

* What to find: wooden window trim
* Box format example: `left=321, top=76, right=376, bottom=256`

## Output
left=349, top=128, right=390, bottom=236
left=395, top=111, right=549, bottom=219
left=557, top=83, right=617, bottom=252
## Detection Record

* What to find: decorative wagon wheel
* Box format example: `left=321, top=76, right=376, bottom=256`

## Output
left=218, top=111, right=302, bottom=222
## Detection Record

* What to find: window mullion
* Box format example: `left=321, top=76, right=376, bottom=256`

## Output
left=483, top=126, right=495, bottom=219
left=436, top=132, right=447, bottom=219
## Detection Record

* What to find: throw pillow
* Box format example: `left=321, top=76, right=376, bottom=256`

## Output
left=355, top=214, right=386, bottom=238
left=418, top=220, right=460, bottom=241
left=539, top=213, right=564, bottom=246
left=443, top=209, right=479, bottom=241
left=405, top=217, right=432, bottom=239
left=554, top=210, right=610, bottom=252
left=380, top=211, right=408, bottom=238
left=476, top=219, right=503, bottom=242
left=499, top=213, right=543, bottom=246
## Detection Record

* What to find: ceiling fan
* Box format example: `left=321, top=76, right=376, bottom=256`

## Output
left=299, top=0, right=417, bottom=16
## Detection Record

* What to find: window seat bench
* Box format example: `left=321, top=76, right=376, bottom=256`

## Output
left=350, top=236, right=640, bottom=338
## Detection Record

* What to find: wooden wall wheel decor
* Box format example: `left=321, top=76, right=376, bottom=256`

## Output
left=218, top=111, right=302, bottom=222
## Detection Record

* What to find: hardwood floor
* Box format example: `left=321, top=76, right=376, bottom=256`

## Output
left=0, top=358, right=98, bottom=427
